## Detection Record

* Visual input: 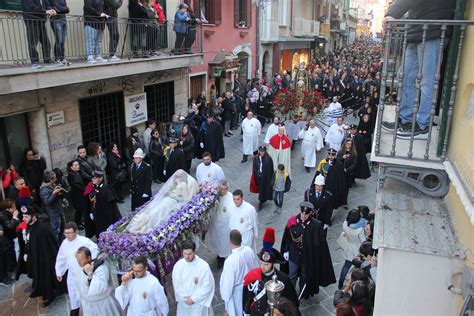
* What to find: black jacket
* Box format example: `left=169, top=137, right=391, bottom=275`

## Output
left=67, top=171, right=86, bottom=211
left=51, top=0, right=69, bottom=18
left=19, top=157, right=47, bottom=194
left=104, top=0, right=122, bottom=17
left=106, top=152, right=127, bottom=185
left=222, top=98, right=236, bottom=121
left=22, top=0, right=52, bottom=18
left=0, top=210, right=20, bottom=241
left=83, top=0, right=106, bottom=29
left=306, top=189, right=333, bottom=226
left=76, top=156, right=94, bottom=183
left=386, top=0, right=455, bottom=42
left=130, top=162, right=152, bottom=197
left=181, top=134, right=195, bottom=161
left=128, top=0, right=148, bottom=21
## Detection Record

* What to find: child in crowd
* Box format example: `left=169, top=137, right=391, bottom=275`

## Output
left=271, top=164, right=291, bottom=214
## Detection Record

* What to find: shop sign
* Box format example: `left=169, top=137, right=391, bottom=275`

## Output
left=46, top=110, right=65, bottom=128
left=125, top=93, right=148, bottom=127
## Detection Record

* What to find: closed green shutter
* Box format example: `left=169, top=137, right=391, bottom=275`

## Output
left=0, top=0, right=22, bottom=11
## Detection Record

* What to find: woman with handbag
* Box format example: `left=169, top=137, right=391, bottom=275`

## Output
left=180, top=124, right=195, bottom=173
left=338, top=209, right=366, bottom=289
left=66, top=160, right=86, bottom=230
left=106, top=143, right=127, bottom=203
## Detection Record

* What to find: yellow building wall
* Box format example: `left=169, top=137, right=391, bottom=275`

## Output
left=444, top=1, right=474, bottom=312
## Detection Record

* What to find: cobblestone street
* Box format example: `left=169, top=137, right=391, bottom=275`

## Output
left=0, top=121, right=377, bottom=316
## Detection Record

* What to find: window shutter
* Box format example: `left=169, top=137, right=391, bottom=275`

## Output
left=246, top=0, right=252, bottom=27
left=0, top=0, right=22, bottom=11
left=214, top=0, right=222, bottom=25
left=234, top=0, right=240, bottom=27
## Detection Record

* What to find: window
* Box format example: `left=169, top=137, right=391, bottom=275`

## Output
left=278, top=0, right=289, bottom=26
left=238, top=52, right=249, bottom=83
left=234, top=0, right=252, bottom=28
left=195, top=0, right=222, bottom=25
left=79, top=92, right=126, bottom=149
left=145, top=82, right=175, bottom=123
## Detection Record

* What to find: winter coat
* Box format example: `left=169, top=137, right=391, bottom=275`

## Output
left=342, top=220, right=365, bottom=261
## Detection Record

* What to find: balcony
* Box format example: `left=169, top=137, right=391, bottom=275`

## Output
left=0, top=11, right=203, bottom=94
left=293, top=18, right=320, bottom=37
left=373, top=19, right=474, bottom=196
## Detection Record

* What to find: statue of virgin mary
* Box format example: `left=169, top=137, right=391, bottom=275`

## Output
left=124, top=169, right=200, bottom=234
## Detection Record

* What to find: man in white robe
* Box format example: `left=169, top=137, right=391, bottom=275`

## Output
left=115, top=256, right=169, bottom=316
left=172, top=241, right=215, bottom=316
left=325, top=116, right=345, bottom=151
left=220, top=230, right=258, bottom=316
left=241, top=111, right=261, bottom=163
left=324, top=96, right=343, bottom=126
left=75, top=247, right=122, bottom=316
left=263, top=117, right=280, bottom=144
left=207, top=181, right=234, bottom=269
left=267, top=126, right=292, bottom=176
left=55, top=223, right=98, bottom=316
left=298, top=120, right=324, bottom=173
left=195, top=152, right=225, bottom=187
left=228, top=190, right=259, bottom=253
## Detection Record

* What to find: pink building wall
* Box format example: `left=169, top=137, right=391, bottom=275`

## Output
left=189, top=1, right=257, bottom=94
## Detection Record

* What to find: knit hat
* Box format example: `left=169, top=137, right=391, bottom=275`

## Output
left=19, top=186, right=32, bottom=206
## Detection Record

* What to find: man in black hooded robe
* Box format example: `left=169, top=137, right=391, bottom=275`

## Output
left=312, top=148, right=347, bottom=208
left=200, top=115, right=225, bottom=162
left=24, top=206, right=63, bottom=307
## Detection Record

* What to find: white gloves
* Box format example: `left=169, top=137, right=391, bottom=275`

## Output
left=200, top=142, right=204, bottom=149
left=283, top=252, right=289, bottom=261
left=163, top=170, right=166, bottom=176
left=23, top=254, right=28, bottom=262
left=142, top=194, right=149, bottom=198
left=324, top=224, right=329, bottom=230
left=90, top=213, right=94, bottom=220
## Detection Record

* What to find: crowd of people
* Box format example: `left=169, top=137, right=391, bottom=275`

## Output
left=20, top=0, right=204, bottom=69
left=0, top=37, right=383, bottom=315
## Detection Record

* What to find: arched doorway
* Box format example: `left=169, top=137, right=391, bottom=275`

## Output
left=238, top=51, right=249, bottom=83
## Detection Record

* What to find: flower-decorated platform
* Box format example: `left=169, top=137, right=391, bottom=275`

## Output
left=98, top=185, right=219, bottom=278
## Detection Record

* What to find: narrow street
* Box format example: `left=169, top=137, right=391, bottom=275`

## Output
left=0, top=120, right=377, bottom=316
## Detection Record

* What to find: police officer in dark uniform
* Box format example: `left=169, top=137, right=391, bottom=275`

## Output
left=306, top=174, right=334, bottom=230
left=243, top=227, right=299, bottom=316
left=130, top=148, right=152, bottom=212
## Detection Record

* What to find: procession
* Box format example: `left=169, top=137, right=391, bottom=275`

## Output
left=1, top=0, right=470, bottom=314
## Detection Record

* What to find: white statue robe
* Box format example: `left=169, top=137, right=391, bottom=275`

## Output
left=241, top=118, right=261, bottom=155
left=267, top=134, right=292, bottom=176
left=207, top=191, right=235, bottom=258
left=172, top=255, right=215, bottom=316
left=219, top=246, right=258, bottom=316
left=196, top=162, right=225, bottom=187
left=115, top=272, right=169, bottom=316
left=324, top=102, right=343, bottom=126
left=299, top=126, right=324, bottom=168
left=75, top=263, right=122, bottom=316
left=325, top=123, right=345, bottom=151
left=228, top=201, right=259, bottom=253
left=55, top=236, right=98, bottom=310
left=263, top=123, right=279, bottom=144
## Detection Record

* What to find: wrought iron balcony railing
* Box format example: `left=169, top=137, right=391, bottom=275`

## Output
left=373, top=19, right=474, bottom=166
left=0, top=10, right=202, bottom=68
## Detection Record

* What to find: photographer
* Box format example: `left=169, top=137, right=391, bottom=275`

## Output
left=39, top=171, right=66, bottom=242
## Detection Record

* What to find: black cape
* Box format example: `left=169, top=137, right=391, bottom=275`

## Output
left=243, top=268, right=299, bottom=315
left=357, top=120, right=373, bottom=153
left=93, top=183, right=122, bottom=238
left=204, top=122, right=225, bottom=162
left=349, top=134, right=371, bottom=179
left=313, top=159, right=347, bottom=208
left=251, top=154, right=274, bottom=203
left=26, top=219, right=63, bottom=301
left=165, top=149, right=186, bottom=181
left=281, top=215, right=336, bottom=299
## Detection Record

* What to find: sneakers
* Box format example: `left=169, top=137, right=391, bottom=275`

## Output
left=110, top=55, right=121, bottom=61
left=31, top=63, right=42, bottom=69
left=382, top=118, right=411, bottom=131
left=55, top=59, right=65, bottom=66
left=87, top=55, right=97, bottom=64
left=95, top=56, right=108, bottom=63
left=61, top=59, right=71, bottom=66
left=396, top=124, right=429, bottom=139
left=0, top=277, right=15, bottom=286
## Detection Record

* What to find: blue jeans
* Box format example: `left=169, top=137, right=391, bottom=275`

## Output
left=85, top=25, right=103, bottom=57
left=338, top=260, right=353, bottom=288
left=400, top=39, right=441, bottom=129
left=51, top=18, right=67, bottom=61
left=273, top=190, right=284, bottom=208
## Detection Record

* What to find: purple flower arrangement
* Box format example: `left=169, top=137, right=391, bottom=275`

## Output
left=98, top=184, right=218, bottom=274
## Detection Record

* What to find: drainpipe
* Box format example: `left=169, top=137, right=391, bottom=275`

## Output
left=256, top=1, right=260, bottom=78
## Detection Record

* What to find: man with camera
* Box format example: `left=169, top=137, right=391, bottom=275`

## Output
left=39, top=170, right=66, bottom=241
